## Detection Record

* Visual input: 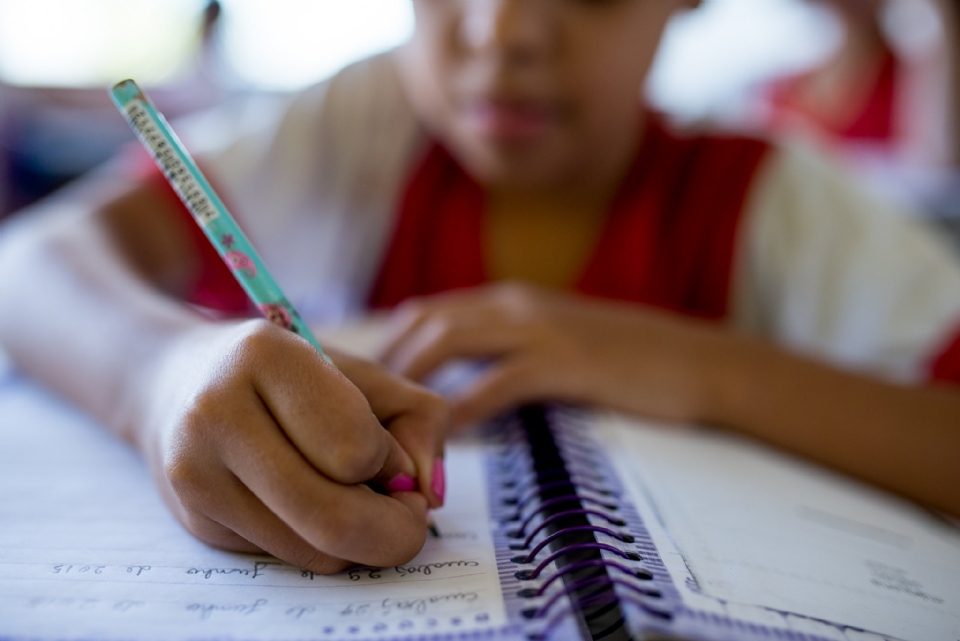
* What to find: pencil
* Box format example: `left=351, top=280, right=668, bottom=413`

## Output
left=110, top=79, right=439, bottom=537
left=109, top=79, right=327, bottom=357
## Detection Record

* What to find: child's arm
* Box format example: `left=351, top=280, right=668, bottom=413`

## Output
left=0, top=176, right=447, bottom=573
left=379, top=283, right=960, bottom=517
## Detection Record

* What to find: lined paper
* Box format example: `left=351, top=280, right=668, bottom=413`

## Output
left=0, top=380, right=509, bottom=640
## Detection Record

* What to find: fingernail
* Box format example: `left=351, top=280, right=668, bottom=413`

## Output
left=431, top=459, right=446, bottom=504
left=386, top=473, right=417, bottom=493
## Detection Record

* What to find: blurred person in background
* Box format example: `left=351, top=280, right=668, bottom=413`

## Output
left=757, top=0, right=960, bottom=214
left=927, top=0, right=960, bottom=219
left=0, top=0, right=959, bottom=576
left=761, top=0, right=901, bottom=148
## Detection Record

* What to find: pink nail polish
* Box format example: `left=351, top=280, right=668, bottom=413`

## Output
left=431, top=459, right=446, bottom=504
left=386, top=473, right=417, bottom=493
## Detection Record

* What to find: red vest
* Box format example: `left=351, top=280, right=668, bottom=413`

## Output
left=370, top=116, right=769, bottom=321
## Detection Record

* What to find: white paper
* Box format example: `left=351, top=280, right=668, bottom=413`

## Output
left=592, top=414, right=960, bottom=641
left=0, top=380, right=509, bottom=640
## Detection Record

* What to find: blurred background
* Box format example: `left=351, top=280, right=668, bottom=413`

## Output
left=0, top=0, right=957, bottom=229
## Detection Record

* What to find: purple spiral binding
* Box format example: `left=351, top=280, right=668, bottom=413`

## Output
left=516, top=543, right=641, bottom=580
left=509, top=479, right=616, bottom=511
left=498, top=446, right=530, bottom=471
left=501, top=457, right=574, bottom=489
left=511, top=507, right=626, bottom=540
left=525, top=575, right=665, bottom=621
left=552, top=446, right=603, bottom=468
left=506, top=479, right=575, bottom=507
left=507, top=493, right=619, bottom=524
left=510, top=467, right=609, bottom=492
left=528, top=559, right=653, bottom=598
left=499, top=406, right=669, bottom=641
left=494, top=407, right=799, bottom=641
left=528, top=591, right=618, bottom=641
left=513, top=526, right=633, bottom=563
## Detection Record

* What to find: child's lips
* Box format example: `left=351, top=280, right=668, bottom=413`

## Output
left=464, top=99, right=560, bottom=143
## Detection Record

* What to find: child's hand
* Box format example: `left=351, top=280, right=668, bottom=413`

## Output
left=380, top=283, right=729, bottom=429
left=143, top=320, right=448, bottom=575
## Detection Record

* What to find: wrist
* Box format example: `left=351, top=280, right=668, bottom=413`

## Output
left=127, top=318, right=231, bottom=456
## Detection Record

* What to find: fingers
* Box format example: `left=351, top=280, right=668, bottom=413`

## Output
left=379, top=286, right=573, bottom=431
left=174, top=472, right=354, bottom=576
left=242, top=325, right=417, bottom=487
left=381, top=302, right=528, bottom=382
left=214, top=396, right=429, bottom=567
left=330, top=350, right=449, bottom=508
left=380, top=288, right=503, bottom=370
left=170, top=459, right=417, bottom=575
left=390, top=317, right=523, bottom=382
left=448, top=357, right=553, bottom=428
left=379, top=290, right=479, bottom=365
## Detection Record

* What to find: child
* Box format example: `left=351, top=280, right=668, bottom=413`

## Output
left=0, top=0, right=958, bottom=579
left=761, top=0, right=899, bottom=146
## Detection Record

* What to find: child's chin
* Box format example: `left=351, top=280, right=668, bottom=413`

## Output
left=453, top=134, right=577, bottom=188
left=473, top=155, right=574, bottom=190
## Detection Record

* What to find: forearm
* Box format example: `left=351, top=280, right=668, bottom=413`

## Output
left=0, top=201, right=209, bottom=448
left=708, top=335, right=960, bottom=516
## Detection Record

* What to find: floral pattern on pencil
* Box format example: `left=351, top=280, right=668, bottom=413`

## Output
left=259, top=303, right=293, bottom=330
left=225, top=250, right=256, bottom=278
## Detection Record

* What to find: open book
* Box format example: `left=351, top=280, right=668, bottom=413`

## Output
left=1, top=323, right=958, bottom=640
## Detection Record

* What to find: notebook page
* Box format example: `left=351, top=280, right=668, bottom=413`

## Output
left=592, top=413, right=960, bottom=641
left=0, top=379, right=510, bottom=640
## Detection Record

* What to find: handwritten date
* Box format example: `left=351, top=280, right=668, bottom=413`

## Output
left=186, top=561, right=277, bottom=580
left=337, top=560, right=480, bottom=583
left=51, top=564, right=152, bottom=577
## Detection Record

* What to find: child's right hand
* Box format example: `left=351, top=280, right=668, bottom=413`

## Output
left=140, top=319, right=448, bottom=575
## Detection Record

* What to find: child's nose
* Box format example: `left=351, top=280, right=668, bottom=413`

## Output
left=460, top=0, right=558, bottom=64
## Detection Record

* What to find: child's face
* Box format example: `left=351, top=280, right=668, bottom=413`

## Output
left=400, top=0, right=695, bottom=190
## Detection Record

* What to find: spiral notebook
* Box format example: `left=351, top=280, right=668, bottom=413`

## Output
left=1, top=331, right=959, bottom=640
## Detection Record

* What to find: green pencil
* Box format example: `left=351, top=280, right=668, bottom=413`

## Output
left=110, top=79, right=328, bottom=359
